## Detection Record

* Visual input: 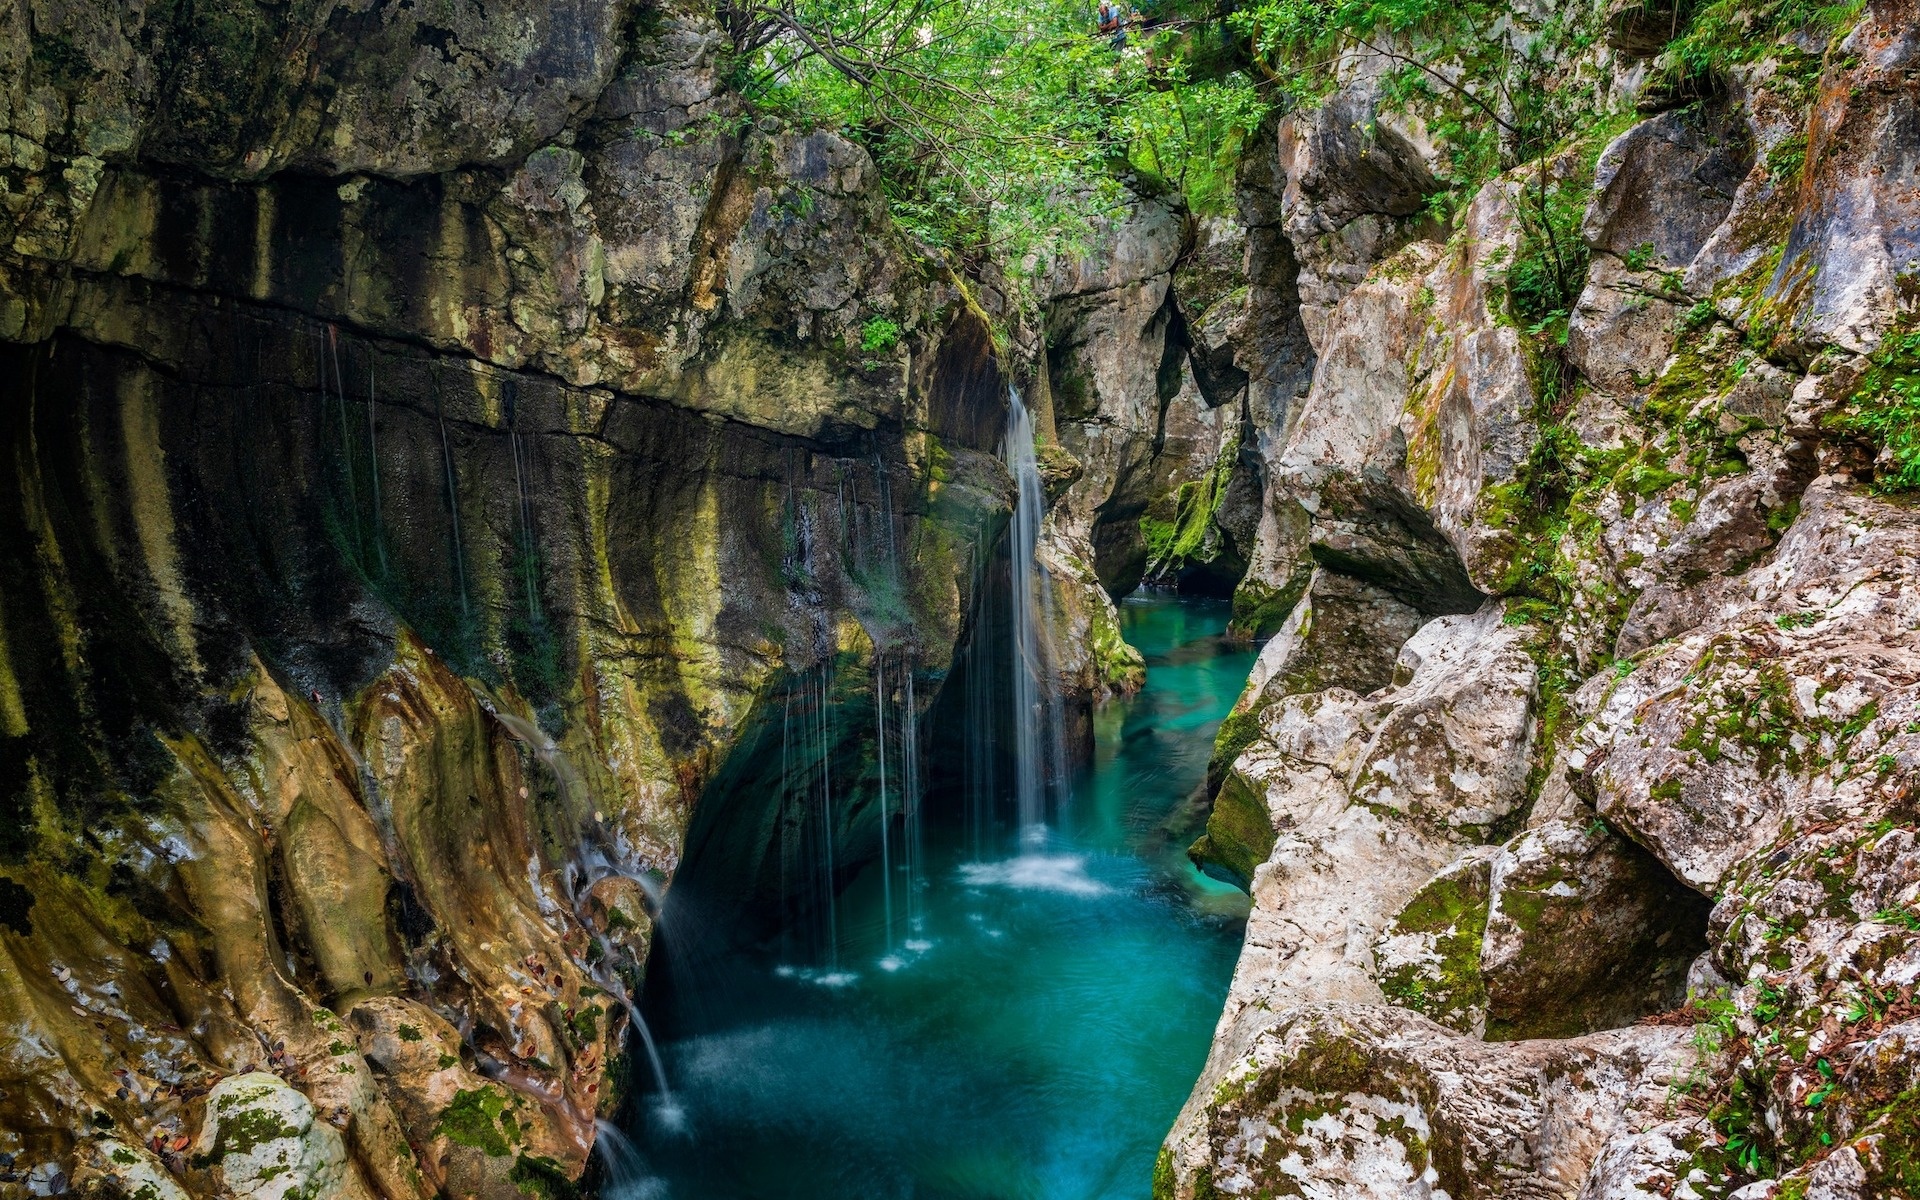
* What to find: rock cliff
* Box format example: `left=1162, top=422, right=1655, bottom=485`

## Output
left=0, top=1, right=1027, bottom=1195
left=1174, top=0, right=1920, bottom=1195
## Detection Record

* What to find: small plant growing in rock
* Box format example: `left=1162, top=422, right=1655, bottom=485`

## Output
left=1825, top=329, right=1920, bottom=492
left=859, top=317, right=902, bottom=355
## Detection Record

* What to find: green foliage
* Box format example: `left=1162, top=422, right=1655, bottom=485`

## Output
left=721, top=0, right=1263, bottom=301
left=1123, top=72, right=1271, bottom=216
left=858, top=316, right=902, bottom=354
left=1824, top=330, right=1920, bottom=493
left=721, top=0, right=1244, bottom=288
left=1659, top=0, right=1863, bottom=84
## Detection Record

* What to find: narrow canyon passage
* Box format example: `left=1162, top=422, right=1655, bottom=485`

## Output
left=617, top=596, right=1254, bottom=1200
left=9, top=0, right=1920, bottom=1195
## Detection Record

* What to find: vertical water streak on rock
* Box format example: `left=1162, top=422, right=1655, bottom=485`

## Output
left=874, top=651, right=893, bottom=952
left=327, top=324, right=363, bottom=564
left=817, top=662, right=838, bottom=969
left=778, top=685, right=796, bottom=964
left=506, top=379, right=540, bottom=626
left=901, top=662, right=922, bottom=934
left=963, top=539, right=997, bottom=859
left=431, top=368, right=470, bottom=622
left=523, top=716, right=677, bottom=1118
left=365, top=354, right=387, bottom=578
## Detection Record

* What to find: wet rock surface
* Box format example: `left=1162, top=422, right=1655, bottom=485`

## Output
left=0, top=2, right=1013, bottom=1194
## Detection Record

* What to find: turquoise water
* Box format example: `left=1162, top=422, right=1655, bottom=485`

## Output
left=623, top=594, right=1254, bottom=1200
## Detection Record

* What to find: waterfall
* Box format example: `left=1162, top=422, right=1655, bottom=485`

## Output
left=874, top=654, right=893, bottom=952
left=1003, top=387, right=1053, bottom=843
left=816, top=665, right=838, bottom=969
left=963, top=541, right=998, bottom=859
left=900, top=662, right=923, bottom=934
left=593, top=1119, right=664, bottom=1198
left=489, top=710, right=682, bottom=1131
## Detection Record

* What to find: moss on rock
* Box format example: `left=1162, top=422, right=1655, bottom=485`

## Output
left=1188, top=768, right=1274, bottom=889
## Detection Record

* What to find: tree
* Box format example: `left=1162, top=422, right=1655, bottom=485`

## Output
left=717, top=0, right=1265, bottom=297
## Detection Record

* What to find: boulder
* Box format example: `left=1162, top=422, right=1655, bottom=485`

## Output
left=1174, top=1004, right=1694, bottom=1200
left=1582, top=103, right=1755, bottom=272
left=189, top=1073, right=376, bottom=1200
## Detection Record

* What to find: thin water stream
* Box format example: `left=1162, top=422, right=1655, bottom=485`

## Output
left=617, top=595, right=1254, bottom=1199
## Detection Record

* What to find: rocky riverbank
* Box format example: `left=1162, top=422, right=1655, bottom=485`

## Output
left=1169, top=0, right=1920, bottom=1195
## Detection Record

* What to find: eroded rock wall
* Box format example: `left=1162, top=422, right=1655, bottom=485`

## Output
left=0, top=2, right=1015, bottom=1196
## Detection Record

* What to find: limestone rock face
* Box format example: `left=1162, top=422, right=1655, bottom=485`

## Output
left=1558, top=478, right=1920, bottom=892
left=1184, top=1004, right=1694, bottom=1200
left=1181, top=603, right=1538, bottom=1146
left=1184, top=2, right=1920, bottom=1195
left=1199, top=567, right=1426, bottom=805
left=1041, top=187, right=1237, bottom=600
left=1582, top=102, right=1754, bottom=271
left=1271, top=65, right=1442, bottom=354
left=188, top=1073, right=375, bottom=1200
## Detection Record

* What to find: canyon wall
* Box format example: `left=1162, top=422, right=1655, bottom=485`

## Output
left=1173, top=0, right=1920, bottom=1195
left=0, top=1, right=1027, bottom=1195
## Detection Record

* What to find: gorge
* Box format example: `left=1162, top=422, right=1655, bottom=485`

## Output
left=3, top=0, right=1920, bottom=1197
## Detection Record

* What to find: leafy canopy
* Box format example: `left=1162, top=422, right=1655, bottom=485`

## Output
left=717, top=0, right=1266, bottom=295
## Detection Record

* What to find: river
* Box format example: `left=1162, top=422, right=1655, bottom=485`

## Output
left=618, top=593, right=1254, bottom=1200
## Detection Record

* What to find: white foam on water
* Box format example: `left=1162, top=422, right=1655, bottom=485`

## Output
left=903, top=939, right=932, bottom=953
left=773, top=965, right=860, bottom=988
left=650, top=1098, right=688, bottom=1136
left=957, top=854, right=1111, bottom=897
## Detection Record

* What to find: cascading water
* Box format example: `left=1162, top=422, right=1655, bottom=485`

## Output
left=630, top=592, right=1256, bottom=1196
left=593, top=1119, right=664, bottom=1199
left=488, top=709, right=683, bottom=1143
left=873, top=656, right=893, bottom=952
left=1002, top=387, right=1062, bottom=844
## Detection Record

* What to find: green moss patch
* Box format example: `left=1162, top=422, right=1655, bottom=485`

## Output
left=437, top=1086, right=522, bottom=1158
left=1189, top=769, right=1274, bottom=889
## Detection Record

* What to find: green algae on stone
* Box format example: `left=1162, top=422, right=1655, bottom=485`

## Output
left=1376, top=852, right=1494, bottom=1035
left=1188, top=768, right=1273, bottom=889
left=436, top=1087, right=523, bottom=1158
